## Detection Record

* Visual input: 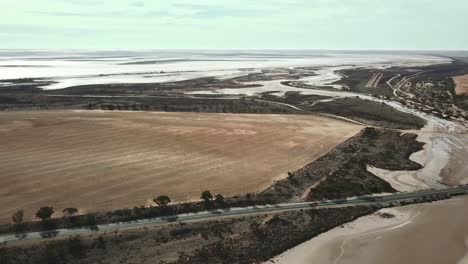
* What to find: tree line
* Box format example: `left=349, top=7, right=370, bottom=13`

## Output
left=11, top=190, right=225, bottom=227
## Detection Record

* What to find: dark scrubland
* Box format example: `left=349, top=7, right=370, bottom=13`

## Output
left=306, top=97, right=426, bottom=129
left=0, top=207, right=378, bottom=264
left=260, top=127, right=424, bottom=202
left=0, top=73, right=309, bottom=114
left=0, top=93, right=305, bottom=114
left=260, top=90, right=330, bottom=105
left=0, top=65, right=428, bottom=130
left=334, top=59, right=468, bottom=97
left=260, top=92, right=427, bottom=129
left=0, top=77, right=258, bottom=96
left=50, top=77, right=259, bottom=96
left=0, top=88, right=426, bottom=129
left=332, top=59, right=468, bottom=121
left=174, top=207, right=376, bottom=264
left=229, top=68, right=315, bottom=82
left=0, top=68, right=311, bottom=97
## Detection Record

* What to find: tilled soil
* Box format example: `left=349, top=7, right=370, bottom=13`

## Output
left=0, top=110, right=362, bottom=223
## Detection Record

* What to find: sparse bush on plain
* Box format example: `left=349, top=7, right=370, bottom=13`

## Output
left=11, top=210, right=24, bottom=224
left=215, top=194, right=225, bottom=205
left=201, top=191, right=213, bottom=203
left=62, top=208, right=78, bottom=216
left=35, top=207, right=54, bottom=221
left=154, top=195, right=171, bottom=207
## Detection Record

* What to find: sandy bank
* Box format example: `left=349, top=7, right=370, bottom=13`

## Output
left=269, top=196, right=468, bottom=264
left=267, top=206, right=419, bottom=264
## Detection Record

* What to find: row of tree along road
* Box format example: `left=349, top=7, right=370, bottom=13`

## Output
left=6, top=190, right=229, bottom=234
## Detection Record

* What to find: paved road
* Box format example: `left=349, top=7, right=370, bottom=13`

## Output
left=2, top=186, right=468, bottom=243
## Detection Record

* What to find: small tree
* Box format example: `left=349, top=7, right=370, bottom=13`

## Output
left=11, top=210, right=24, bottom=224
left=62, top=208, right=79, bottom=216
left=85, top=214, right=97, bottom=229
left=215, top=194, right=225, bottom=204
left=154, top=195, right=171, bottom=207
left=36, top=206, right=54, bottom=221
left=201, top=191, right=213, bottom=203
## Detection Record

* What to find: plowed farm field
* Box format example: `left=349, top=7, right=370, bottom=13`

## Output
left=0, top=111, right=362, bottom=222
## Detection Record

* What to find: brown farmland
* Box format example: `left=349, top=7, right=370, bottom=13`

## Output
left=453, top=74, right=468, bottom=95
left=0, top=111, right=362, bottom=223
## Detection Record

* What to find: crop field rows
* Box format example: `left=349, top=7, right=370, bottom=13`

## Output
left=0, top=111, right=362, bottom=222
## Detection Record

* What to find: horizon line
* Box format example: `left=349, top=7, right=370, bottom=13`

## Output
left=1, top=48, right=467, bottom=52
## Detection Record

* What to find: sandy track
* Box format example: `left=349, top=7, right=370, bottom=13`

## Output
left=454, top=75, right=468, bottom=95
left=0, top=110, right=362, bottom=223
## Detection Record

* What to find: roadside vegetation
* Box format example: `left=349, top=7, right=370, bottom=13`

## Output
left=1, top=190, right=267, bottom=235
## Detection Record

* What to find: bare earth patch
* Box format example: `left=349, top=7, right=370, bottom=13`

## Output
left=0, top=110, right=362, bottom=223
left=453, top=74, right=468, bottom=95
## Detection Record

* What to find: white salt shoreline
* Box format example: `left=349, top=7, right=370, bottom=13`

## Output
left=0, top=51, right=450, bottom=90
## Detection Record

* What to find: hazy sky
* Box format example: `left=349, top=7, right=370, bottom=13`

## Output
left=1, top=0, right=467, bottom=50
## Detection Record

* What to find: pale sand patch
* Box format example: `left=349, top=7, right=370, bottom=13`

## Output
left=269, top=197, right=468, bottom=264
left=0, top=111, right=362, bottom=223
left=367, top=166, right=428, bottom=192
left=403, top=113, right=468, bottom=188
left=409, top=123, right=451, bottom=189
left=453, top=75, right=468, bottom=95
left=415, top=136, right=452, bottom=188
left=441, top=134, right=468, bottom=186
left=380, top=120, right=461, bottom=191
left=267, top=206, right=419, bottom=264
left=389, top=117, right=468, bottom=191
left=366, top=121, right=452, bottom=193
